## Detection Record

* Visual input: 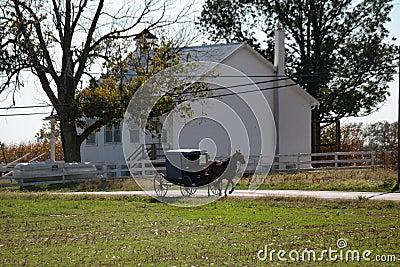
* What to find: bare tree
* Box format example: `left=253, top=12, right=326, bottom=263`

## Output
left=0, top=0, right=190, bottom=162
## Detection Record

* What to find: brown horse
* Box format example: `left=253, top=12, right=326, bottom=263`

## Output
left=207, top=150, right=245, bottom=197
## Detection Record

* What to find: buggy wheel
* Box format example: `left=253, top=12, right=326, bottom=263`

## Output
left=180, top=176, right=196, bottom=197
left=154, top=172, right=168, bottom=197
left=209, top=179, right=221, bottom=196
left=180, top=186, right=197, bottom=197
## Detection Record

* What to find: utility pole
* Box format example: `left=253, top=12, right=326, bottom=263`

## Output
left=44, top=113, right=58, bottom=162
left=395, top=48, right=400, bottom=192
left=273, top=27, right=285, bottom=168
left=397, top=48, right=400, bottom=191
left=0, top=142, right=7, bottom=165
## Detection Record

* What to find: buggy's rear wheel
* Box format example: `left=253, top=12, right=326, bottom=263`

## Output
left=180, top=176, right=196, bottom=197
left=154, top=172, right=168, bottom=197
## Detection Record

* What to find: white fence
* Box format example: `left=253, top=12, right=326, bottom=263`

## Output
left=0, top=151, right=395, bottom=187
left=266, top=151, right=378, bottom=172
left=0, top=160, right=165, bottom=187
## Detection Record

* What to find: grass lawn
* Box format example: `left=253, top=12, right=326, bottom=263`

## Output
left=237, top=169, right=398, bottom=192
left=8, top=168, right=397, bottom=193
left=0, top=192, right=399, bottom=266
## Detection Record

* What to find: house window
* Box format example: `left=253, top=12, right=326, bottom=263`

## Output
left=105, top=125, right=113, bottom=143
left=161, top=128, right=168, bottom=143
left=105, top=124, right=121, bottom=143
left=86, top=132, right=96, bottom=144
left=113, top=124, right=121, bottom=142
left=86, top=119, right=96, bottom=145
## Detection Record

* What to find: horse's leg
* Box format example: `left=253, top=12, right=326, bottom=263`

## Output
left=207, top=176, right=211, bottom=197
left=214, top=176, right=222, bottom=196
left=224, top=178, right=230, bottom=197
left=228, top=178, right=235, bottom=194
left=207, top=176, right=213, bottom=197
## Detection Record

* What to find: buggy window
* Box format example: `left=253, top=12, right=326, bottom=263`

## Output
left=183, top=153, right=200, bottom=161
left=199, top=155, right=207, bottom=165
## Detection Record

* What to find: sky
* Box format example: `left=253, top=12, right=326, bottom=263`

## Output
left=0, top=0, right=399, bottom=144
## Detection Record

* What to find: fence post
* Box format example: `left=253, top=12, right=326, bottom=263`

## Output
left=102, top=164, right=107, bottom=179
left=334, top=152, right=338, bottom=169
left=141, top=144, right=145, bottom=160
left=371, top=151, right=375, bottom=169
left=297, top=153, right=300, bottom=172
left=62, top=165, right=65, bottom=181
left=151, top=144, right=156, bottom=160
left=141, top=160, right=145, bottom=176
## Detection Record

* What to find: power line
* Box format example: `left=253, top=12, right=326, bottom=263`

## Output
left=94, top=70, right=400, bottom=78
left=166, top=77, right=292, bottom=97
left=0, top=81, right=300, bottom=117
left=0, top=77, right=292, bottom=111
left=1, top=65, right=398, bottom=115
left=0, top=104, right=52, bottom=110
left=0, top=112, right=49, bottom=117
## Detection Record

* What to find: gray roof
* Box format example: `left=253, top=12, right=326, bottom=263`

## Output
left=179, top=42, right=319, bottom=107
left=179, top=43, right=245, bottom=63
left=127, top=42, right=319, bottom=107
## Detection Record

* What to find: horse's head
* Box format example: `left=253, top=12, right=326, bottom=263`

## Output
left=233, top=150, right=245, bottom=164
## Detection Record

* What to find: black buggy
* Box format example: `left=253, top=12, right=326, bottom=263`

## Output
left=153, top=149, right=220, bottom=197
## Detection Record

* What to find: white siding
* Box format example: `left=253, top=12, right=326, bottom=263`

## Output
left=81, top=125, right=124, bottom=163
left=80, top=44, right=315, bottom=170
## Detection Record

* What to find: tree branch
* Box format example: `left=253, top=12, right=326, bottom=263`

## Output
left=74, top=0, right=104, bottom=84
left=71, top=0, right=88, bottom=34
left=15, top=0, right=59, bottom=82
left=51, top=0, right=64, bottom=42
left=77, top=119, right=105, bottom=144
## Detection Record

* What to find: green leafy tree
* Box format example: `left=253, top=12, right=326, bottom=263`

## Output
left=321, top=123, right=364, bottom=152
left=364, top=121, right=398, bottom=169
left=0, top=0, right=189, bottom=162
left=198, top=0, right=398, bottom=152
left=321, top=121, right=398, bottom=152
left=321, top=121, right=398, bottom=168
left=363, top=121, right=398, bottom=151
left=77, top=36, right=209, bottom=142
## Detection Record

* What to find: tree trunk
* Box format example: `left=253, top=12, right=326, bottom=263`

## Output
left=60, top=120, right=82, bottom=162
left=58, top=46, right=82, bottom=163
left=311, top=108, right=321, bottom=153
